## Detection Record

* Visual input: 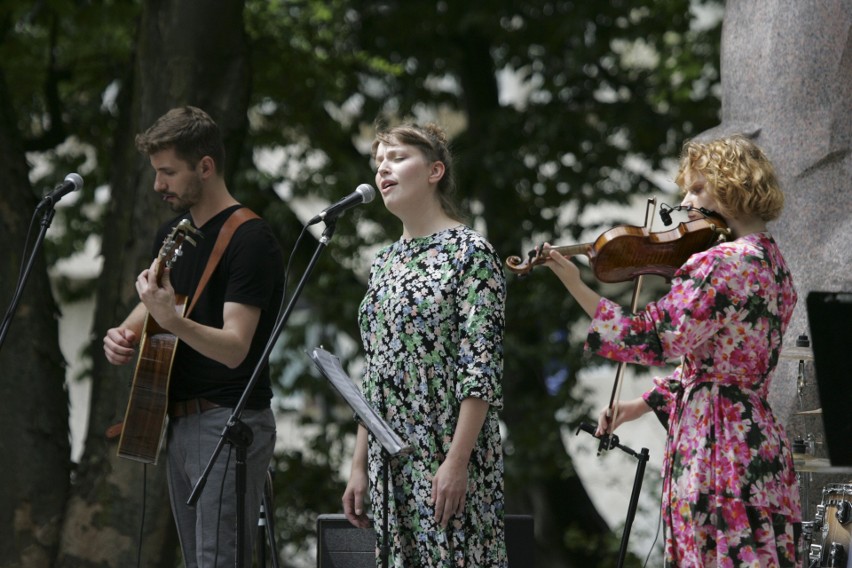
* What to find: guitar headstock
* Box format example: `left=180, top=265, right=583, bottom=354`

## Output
left=155, top=219, right=202, bottom=284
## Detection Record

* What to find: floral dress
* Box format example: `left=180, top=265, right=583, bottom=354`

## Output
left=586, top=232, right=801, bottom=567
left=358, top=225, right=508, bottom=567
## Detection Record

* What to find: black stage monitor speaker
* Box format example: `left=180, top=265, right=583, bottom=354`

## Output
left=317, top=513, right=534, bottom=567
left=806, top=291, right=852, bottom=466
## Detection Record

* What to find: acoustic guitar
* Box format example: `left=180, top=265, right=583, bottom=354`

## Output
left=117, top=219, right=200, bottom=464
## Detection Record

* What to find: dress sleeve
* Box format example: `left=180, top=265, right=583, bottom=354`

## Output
left=641, top=366, right=686, bottom=429
left=585, top=246, right=748, bottom=367
left=454, top=240, right=506, bottom=408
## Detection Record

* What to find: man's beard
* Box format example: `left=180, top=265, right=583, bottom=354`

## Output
left=166, top=175, right=203, bottom=212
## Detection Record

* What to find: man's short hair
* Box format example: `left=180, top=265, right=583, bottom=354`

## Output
left=135, top=106, right=226, bottom=173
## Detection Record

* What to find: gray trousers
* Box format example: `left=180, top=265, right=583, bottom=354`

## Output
left=166, top=407, right=276, bottom=568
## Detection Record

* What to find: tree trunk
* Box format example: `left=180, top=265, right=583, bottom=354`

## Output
left=57, top=1, right=251, bottom=566
left=0, top=69, right=71, bottom=567
left=450, top=25, right=614, bottom=568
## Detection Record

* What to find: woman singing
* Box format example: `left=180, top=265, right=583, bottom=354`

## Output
left=342, top=122, right=507, bottom=567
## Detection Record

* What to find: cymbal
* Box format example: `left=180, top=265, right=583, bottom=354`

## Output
left=794, top=408, right=823, bottom=415
left=780, top=346, right=814, bottom=361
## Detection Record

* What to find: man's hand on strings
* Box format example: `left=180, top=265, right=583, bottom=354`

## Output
left=103, top=302, right=147, bottom=366
left=103, top=327, right=138, bottom=366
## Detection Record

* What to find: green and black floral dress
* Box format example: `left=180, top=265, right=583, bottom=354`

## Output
left=359, top=225, right=507, bottom=567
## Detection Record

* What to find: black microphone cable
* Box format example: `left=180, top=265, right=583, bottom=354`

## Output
left=658, top=204, right=721, bottom=226
left=642, top=489, right=664, bottom=568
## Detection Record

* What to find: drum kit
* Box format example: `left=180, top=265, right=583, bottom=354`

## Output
left=782, top=336, right=852, bottom=568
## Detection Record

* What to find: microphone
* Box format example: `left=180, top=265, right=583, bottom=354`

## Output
left=37, top=173, right=84, bottom=210
left=307, top=184, right=375, bottom=226
left=659, top=204, right=720, bottom=226
left=660, top=204, right=674, bottom=226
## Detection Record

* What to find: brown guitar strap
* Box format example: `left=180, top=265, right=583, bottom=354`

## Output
left=184, top=206, right=260, bottom=318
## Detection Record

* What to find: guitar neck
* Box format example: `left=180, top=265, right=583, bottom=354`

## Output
left=153, top=258, right=168, bottom=288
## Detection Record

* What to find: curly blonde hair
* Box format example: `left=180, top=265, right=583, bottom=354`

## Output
left=675, top=135, right=784, bottom=221
left=371, top=121, right=465, bottom=222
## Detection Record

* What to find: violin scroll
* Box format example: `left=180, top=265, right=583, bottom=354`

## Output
left=505, top=243, right=591, bottom=276
left=504, top=250, right=539, bottom=277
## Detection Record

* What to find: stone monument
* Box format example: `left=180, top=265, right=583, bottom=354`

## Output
left=700, top=0, right=852, bottom=560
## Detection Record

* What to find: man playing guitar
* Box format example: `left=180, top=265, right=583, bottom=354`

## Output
left=103, top=106, right=284, bottom=568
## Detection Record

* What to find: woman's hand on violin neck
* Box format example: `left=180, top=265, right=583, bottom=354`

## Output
left=542, top=244, right=580, bottom=283
left=542, top=244, right=601, bottom=318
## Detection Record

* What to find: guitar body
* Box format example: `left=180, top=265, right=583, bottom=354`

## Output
left=117, top=294, right=187, bottom=464
left=116, top=219, right=199, bottom=464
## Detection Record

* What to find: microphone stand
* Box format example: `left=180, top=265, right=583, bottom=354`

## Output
left=0, top=204, right=57, bottom=355
left=576, top=422, right=650, bottom=568
left=187, top=219, right=340, bottom=568
left=380, top=448, right=390, bottom=568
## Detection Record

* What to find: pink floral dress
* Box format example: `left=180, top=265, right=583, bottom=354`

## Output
left=586, top=232, right=801, bottom=567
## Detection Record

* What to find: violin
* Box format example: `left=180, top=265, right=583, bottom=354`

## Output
left=505, top=215, right=730, bottom=282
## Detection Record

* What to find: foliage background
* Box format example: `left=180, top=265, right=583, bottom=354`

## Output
left=0, top=0, right=722, bottom=566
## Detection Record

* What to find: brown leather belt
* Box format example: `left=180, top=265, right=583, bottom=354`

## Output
left=168, top=398, right=223, bottom=418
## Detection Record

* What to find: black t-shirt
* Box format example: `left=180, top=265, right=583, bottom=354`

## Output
left=152, top=205, right=285, bottom=409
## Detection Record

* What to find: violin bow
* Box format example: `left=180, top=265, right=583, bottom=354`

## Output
left=597, top=197, right=656, bottom=455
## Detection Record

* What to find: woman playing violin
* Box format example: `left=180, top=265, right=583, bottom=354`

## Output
left=544, top=135, right=801, bottom=567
